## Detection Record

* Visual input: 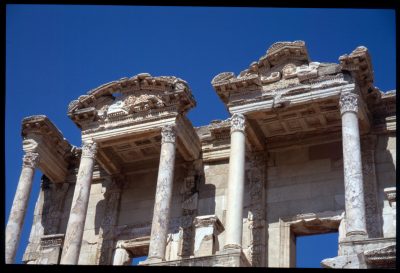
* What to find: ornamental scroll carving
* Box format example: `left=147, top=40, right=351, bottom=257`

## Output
left=81, top=142, right=98, bottom=159
left=339, top=93, right=359, bottom=115
left=22, top=152, right=40, bottom=169
left=247, top=152, right=266, bottom=267
left=161, top=125, right=176, bottom=144
left=230, top=113, right=246, bottom=134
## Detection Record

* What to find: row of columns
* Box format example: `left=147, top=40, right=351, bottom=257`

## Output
left=6, top=92, right=368, bottom=264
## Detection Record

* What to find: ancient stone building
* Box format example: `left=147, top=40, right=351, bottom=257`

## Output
left=6, top=41, right=396, bottom=268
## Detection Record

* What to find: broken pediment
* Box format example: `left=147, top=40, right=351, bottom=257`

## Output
left=68, top=73, right=196, bottom=130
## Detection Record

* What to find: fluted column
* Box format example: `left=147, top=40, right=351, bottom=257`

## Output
left=146, top=125, right=177, bottom=262
left=224, top=113, right=246, bottom=250
left=339, top=93, right=367, bottom=239
left=6, top=152, right=40, bottom=264
left=60, top=141, right=97, bottom=264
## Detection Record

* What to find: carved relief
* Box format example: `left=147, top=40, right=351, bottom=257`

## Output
left=96, top=176, right=123, bottom=265
left=81, top=142, right=98, bottom=159
left=339, top=93, right=359, bottom=115
left=282, top=63, right=298, bottom=79
left=161, top=125, right=176, bottom=144
left=246, top=152, right=266, bottom=267
left=22, top=152, right=40, bottom=169
left=230, top=113, right=246, bottom=133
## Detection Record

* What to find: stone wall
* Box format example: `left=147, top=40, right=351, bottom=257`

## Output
left=266, top=140, right=346, bottom=267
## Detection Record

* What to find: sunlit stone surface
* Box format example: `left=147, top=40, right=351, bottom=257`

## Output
left=7, top=41, right=396, bottom=268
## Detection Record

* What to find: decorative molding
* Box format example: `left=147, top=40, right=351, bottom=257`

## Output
left=193, top=215, right=224, bottom=233
left=384, top=187, right=396, bottom=206
left=40, top=234, right=64, bottom=249
left=364, top=244, right=396, bottom=267
left=230, top=113, right=246, bottom=134
left=22, top=152, right=40, bottom=169
left=81, top=142, right=98, bottom=159
left=339, top=93, right=359, bottom=115
left=161, top=125, right=176, bottom=144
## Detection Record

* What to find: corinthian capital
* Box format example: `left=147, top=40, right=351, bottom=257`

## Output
left=22, top=152, right=40, bottom=169
left=81, top=142, right=98, bottom=159
left=230, top=113, right=246, bottom=133
left=161, top=125, right=176, bottom=144
left=339, top=93, right=359, bottom=115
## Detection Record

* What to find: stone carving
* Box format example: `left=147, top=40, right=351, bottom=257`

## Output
left=10, top=41, right=396, bottom=268
left=161, top=125, right=176, bottom=144
left=230, top=113, right=246, bottom=133
left=282, top=63, right=298, bottom=79
left=384, top=188, right=396, bottom=205
left=261, top=71, right=281, bottom=84
left=339, top=93, right=359, bottom=115
left=22, top=152, right=40, bottom=169
left=247, top=152, right=266, bottom=267
left=364, top=244, right=396, bottom=268
left=211, top=72, right=235, bottom=85
left=40, top=234, right=64, bottom=249
left=81, top=142, right=98, bottom=159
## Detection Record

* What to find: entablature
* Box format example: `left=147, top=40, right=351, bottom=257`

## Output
left=21, top=115, right=75, bottom=183
left=68, top=73, right=196, bottom=133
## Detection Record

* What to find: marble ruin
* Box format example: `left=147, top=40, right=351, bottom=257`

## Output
left=6, top=41, right=396, bottom=268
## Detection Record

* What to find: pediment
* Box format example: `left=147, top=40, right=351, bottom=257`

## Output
left=212, top=41, right=346, bottom=105
left=68, top=73, right=196, bottom=130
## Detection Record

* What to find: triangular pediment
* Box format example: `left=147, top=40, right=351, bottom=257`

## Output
left=68, top=73, right=196, bottom=130
left=211, top=41, right=347, bottom=105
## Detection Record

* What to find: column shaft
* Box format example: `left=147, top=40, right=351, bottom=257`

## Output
left=224, top=114, right=246, bottom=249
left=147, top=126, right=176, bottom=262
left=6, top=152, right=39, bottom=264
left=60, top=142, right=97, bottom=264
left=340, top=93, right=367, bottom=238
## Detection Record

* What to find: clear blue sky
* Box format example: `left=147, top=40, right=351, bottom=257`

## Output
left=5, top=5, right=395, bottom=266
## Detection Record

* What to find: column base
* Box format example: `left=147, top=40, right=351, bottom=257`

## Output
left=223, top=244, right=242, bottom=251
left=345, top=231, right=368, bottom=241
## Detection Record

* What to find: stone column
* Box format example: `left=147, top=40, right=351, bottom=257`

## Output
left=60, top=141, right=97, bottom=265
left=146, top=125, right=177, bottom=262
left=112, top=242, right=131, bottom=265
left=224, top=113, right=246, bottom=250
left=6, top=152, right=40, bottom=264
left=339, top=93, right=367, bottom=239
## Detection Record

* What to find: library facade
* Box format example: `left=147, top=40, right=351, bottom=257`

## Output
left=6, top=41, right=396, bottom=268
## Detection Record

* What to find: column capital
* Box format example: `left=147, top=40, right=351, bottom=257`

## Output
left=22, top=152, right=40, bottom=169
left=230, top=113, right=246, bottom=134
left=339, top=93, right=359, bottom=115
left=81, top=141, right=98, bottom=159
left=161, top=125, right=176, bottom=144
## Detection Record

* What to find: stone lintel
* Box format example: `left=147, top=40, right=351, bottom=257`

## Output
left=193, top=215, right=224, bottom=233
